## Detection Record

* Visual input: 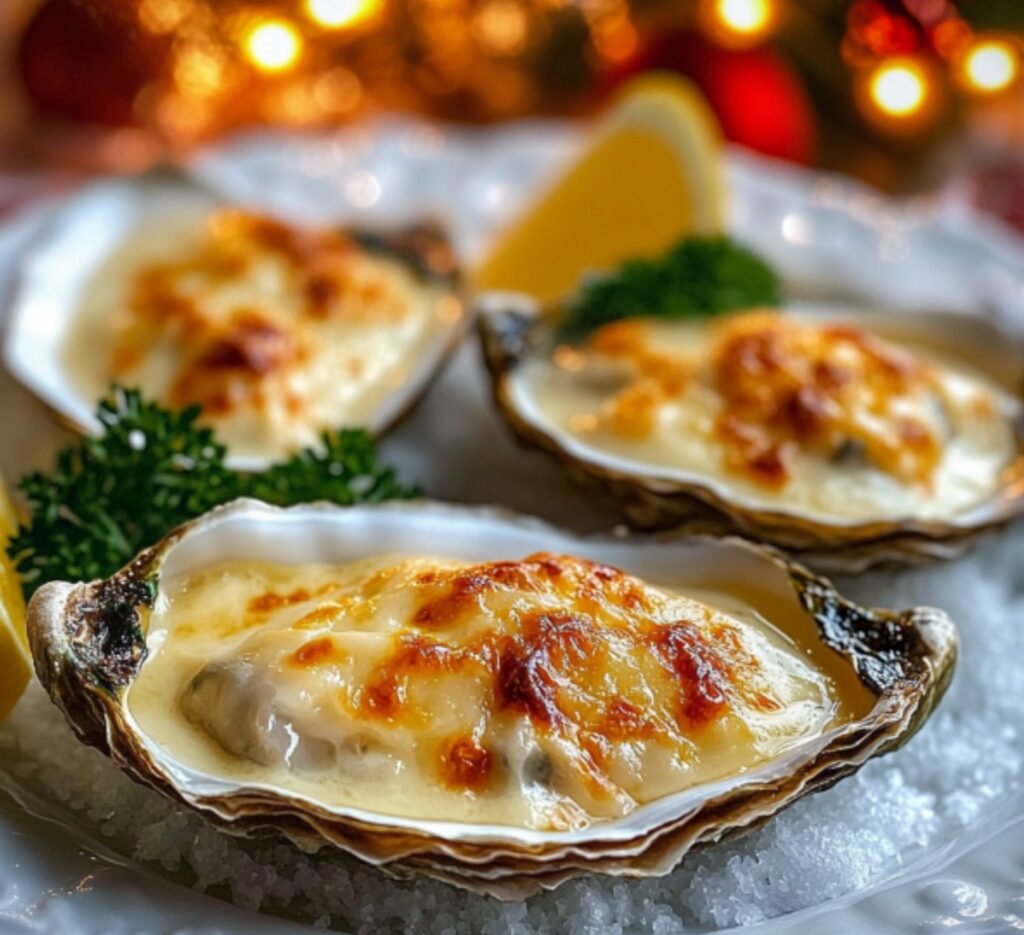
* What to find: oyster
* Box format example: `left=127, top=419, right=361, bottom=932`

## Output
left=480, top=299, right=1024, bottom=568
left=3, top=171, right=465, bottom=468
left=27, top=500, right=955, bottom=898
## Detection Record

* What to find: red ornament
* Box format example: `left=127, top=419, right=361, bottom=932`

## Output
left=603, top=29, right=818, bottom=166
left=19, top=0, right=169, bottom=126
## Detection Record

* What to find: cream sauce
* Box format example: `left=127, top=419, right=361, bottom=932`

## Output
left=64, top=210, right=460, bottom=460
left=127, top=554, right=870, bottom=831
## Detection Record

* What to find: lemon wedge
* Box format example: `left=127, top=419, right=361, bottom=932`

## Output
left=473, top=73, right=726, bottom=303
left=0, top=474, right=30, bottom=723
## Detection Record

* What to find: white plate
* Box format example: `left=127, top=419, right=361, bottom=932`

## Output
left=0, top=119, right=1023, bottom=934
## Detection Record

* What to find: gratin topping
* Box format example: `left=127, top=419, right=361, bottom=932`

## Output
left=69, top=208, right=460, bottom=459
left=575, top=311, right=948, bottom=489
left=129, top=554, right=843, bottom=830
left=110, top=211, right=410, bottom=418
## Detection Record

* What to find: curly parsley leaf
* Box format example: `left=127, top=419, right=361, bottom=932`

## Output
left=558, top=236, right=781, bottom=338
left=7, top=387, right=419, bottom=598
left=244, top=429, right=420, bottom=506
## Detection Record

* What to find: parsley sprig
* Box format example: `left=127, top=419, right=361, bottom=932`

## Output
left=558, top=236, right=781, bottom=338
left=7, top=387, right=419, bottom=597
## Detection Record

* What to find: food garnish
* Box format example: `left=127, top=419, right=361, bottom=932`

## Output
left=6, top=387, right=418, bottom=598
left=558, top=236, right=781, bottom=338
left=0, top=473, right=30, bottom=722
left=472, top=73, right=726, bottom=303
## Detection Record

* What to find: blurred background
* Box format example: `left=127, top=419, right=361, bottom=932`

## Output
left=1, top=0, right=1023, bottom=230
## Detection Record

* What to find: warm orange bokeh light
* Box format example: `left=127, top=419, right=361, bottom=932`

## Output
left=304, top=0, right=384, bottom=30
left=960, top=39, right=1020, bottom=95
left=869, top=59, right=928, bottom=118
left=714, top=0, right=774, bottom=41
left=473, top=0, right=529, bottom=55
left=243, top=20, right=304, bottom=73
left=139, top=0, right=194, bottom=35
left=932, top=17, right=973, bottom=61
left=856, top=56, right=945, bottom=135
left=173, top=44, right=228, bottom=98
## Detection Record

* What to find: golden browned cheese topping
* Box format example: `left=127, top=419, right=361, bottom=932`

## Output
left=586, top=312, right=944, bottom=489
left=439, top=734, right=495, bottom=791
left=276, top=553, right=749, bottom=797
left=711, top=312, right=942, bottom=488
left=132, top=553, right=850, bottom=830
left=109, top=210, right=409, bottom=419
left=586, top=321, right=691, bottom=438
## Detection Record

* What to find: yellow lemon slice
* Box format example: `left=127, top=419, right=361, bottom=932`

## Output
left=0, top=474, right=30, bottom=723
left=473, top=73, right=726, bottom=303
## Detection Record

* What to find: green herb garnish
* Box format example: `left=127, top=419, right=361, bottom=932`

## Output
left=7, top=387, right=419, bottom=598
left=558, top=236, right=781, bottom=338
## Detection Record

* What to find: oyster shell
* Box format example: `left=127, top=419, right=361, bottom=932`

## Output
left=27, top=499, right=955, bottom=898
left=3, top=171, right=466, bottom=469
left=480, top=297, right=1024, bottom=569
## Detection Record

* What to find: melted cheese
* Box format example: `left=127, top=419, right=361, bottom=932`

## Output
left=127, top=554, right=867, bottom=832
left=527, top=311, right=1020, bottom=523
left=65, top=210, right=461, bottom=459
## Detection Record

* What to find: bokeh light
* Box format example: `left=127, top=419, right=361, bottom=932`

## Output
left=304, top=0, right=384, bottom=31
left=869, top=59, right=928, bottom=117
left=714, top=0, right=774, bottom=41
left=960, top=39, right=1020, bottom=95
left=473, top=0, right=529, bottom=56
left=932, top=17, right=973, bottom=61
left=242, top=20, right=303, bottom=73
left=173, top=44, right=229, bottom=98
left=138, top=0, right=193, bottom=35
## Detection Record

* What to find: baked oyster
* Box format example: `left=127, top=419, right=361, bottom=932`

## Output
left=3, top=172, right=465, bottom=468
left=480, top=299, right=1024, bottom=568
left=27, top=500, right=955, bottom=898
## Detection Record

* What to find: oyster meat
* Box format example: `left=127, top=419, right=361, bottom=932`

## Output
left=3, top=173, right=465, bottom=467
left=481, top=301, right=1024, bottom=567
left=27, top=500, right=956, bottom=898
